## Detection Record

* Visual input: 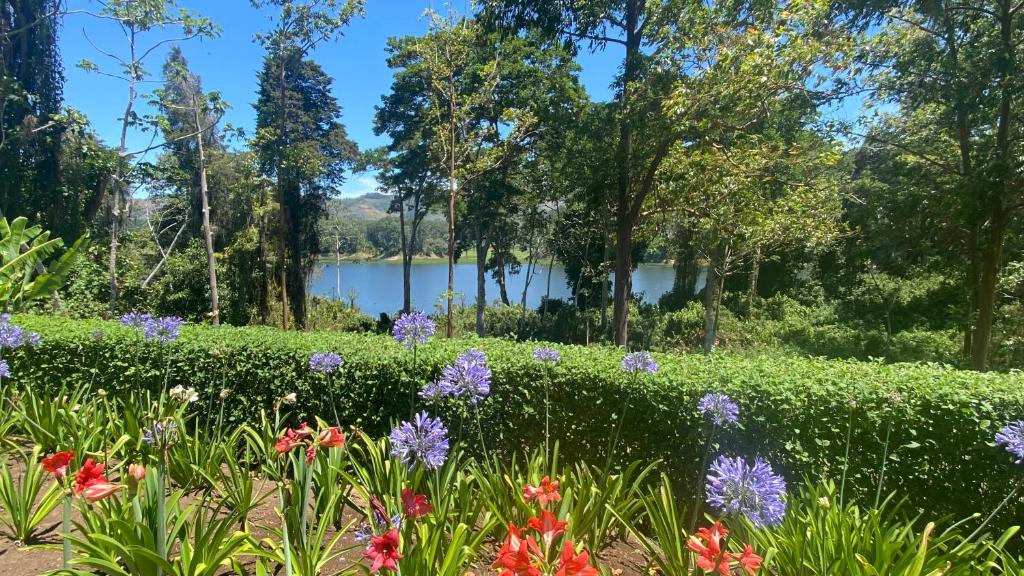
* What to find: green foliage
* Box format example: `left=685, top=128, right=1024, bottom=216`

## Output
left=9, top=313, right=1024, bottom=532
left=0, top=445, right=63, bottom=543
left=0, top=217, right=87, bottom=311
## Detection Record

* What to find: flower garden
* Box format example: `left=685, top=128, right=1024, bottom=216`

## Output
left=1, top=312, right=1024, bottom=575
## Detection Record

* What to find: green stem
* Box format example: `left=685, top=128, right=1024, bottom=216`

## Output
left=61, top=493, right=71, bottom=569
left=280, top=483, right=293, bottom=576
left=688, top=424, right=718, bottom=533
left=874, top=421, right=893, bottom=509
left=956, top=481, right=1021, bottom=552
left=475, top=404, right=490, bottom=463
left=839, top=407, right=854, bottom=509
left=604, top=374, right=635, bottom=472
left=327, top=372, right=341, bottom=426
left=299, top=454, right=311, bottom=547
left=156, top=461, right=167, bottom=576
left=409, top=345, right=418, bottom=420
left=544, top=365, right=551, bottom=462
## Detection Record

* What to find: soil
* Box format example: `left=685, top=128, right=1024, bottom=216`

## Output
left=0, top=458, right=651, bottom=576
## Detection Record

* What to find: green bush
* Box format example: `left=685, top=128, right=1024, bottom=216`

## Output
left=8, top=314, right=1024, bottom=530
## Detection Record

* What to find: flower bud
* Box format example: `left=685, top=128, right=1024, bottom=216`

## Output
left=128, top=463, right=146, bottom=481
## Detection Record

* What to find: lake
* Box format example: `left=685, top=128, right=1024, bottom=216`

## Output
left=309, top=260, right=697, bottom=318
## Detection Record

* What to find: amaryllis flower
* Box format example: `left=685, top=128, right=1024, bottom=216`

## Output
left=526, top=509, right=567, bottom=551
left=128, top=463, right=146, bottom=481
left=318, top=426, right=345, bottom=448
left=392, top=311, right=435, bottom=349
left=82, top=481, right=122, bottom=503
left=555, top=541, right=599, bottom=576
left=493, top=523, right=541, bottom=576
left=75, top=458, right=107, bottom=493
left=621, top=351, right=658, bottom=374
left=401, top=488, right=432, bottom=518
left=305, top=446, right=316, bottom=464
left=996, top=421, right=1024, bottom=464
left=523, top=476, right=561, bottom=506
left=309, top=352, right=343, bottom=373
left=706, top=455, right=787, bottom=528
left=737, top=544, right=763, bottom=575
left=41, top=451, right=75, bottom=481
left=363, top=528, right=402, bottom=572
left=275, top=429, right=303, bottom=455
left=293, top=422, right=314, bottom=439
left=698, top=393, right=740, bottom=426
left=688, top=522, right=732, bottom=575
left=389, top=412, right=449, bottom=471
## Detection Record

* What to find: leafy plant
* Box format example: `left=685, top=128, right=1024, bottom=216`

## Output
left=0, top=216, right=87, bottom=310
left=0, top=445, right=62, bottom=543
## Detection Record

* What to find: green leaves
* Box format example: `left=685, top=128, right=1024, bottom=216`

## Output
left=0, top=217, right=87, bottom=311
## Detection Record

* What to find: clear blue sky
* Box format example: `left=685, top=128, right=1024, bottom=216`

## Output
left=59, top=0, right=623, bottom=197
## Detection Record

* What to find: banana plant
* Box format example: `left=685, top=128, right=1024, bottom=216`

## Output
left=0, top=216, right=87, bottom=310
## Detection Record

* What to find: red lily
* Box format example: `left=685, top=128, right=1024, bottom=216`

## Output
left=305, top=445, right=316, bottom=464
left=74, top=458, right=106, bottom=493
left=555, top=540, right=599, bottom=576
left=492, top=525, right=542, bottom=576
left=318, top=426, right=345, bottom=448
left=363, top=528, right=402, bottom=572
left=41, top=451, right=75, bottom=481
left=526, top=509, right=567, bottom=551
left=738, top=544, right=763, bottom=575
left=689, top=521, right=732, bottom=575
left=275, top=429, right=302, bottom=454
left=401, top=488, right=432, bottom=518
left=293, top=421, right=314, bottom=439
left=523, top=476, right=561, bottom=507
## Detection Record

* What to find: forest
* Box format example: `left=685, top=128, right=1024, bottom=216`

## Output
left=1, top=0, right=1022, bottom=371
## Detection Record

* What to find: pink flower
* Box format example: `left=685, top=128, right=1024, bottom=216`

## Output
left=523, top=476, right=561, bottom=506
left=82, top=481, right=121, bottom=503
left=401, top=488, right=432, bottom=518
left=318, top=426, right=345, bottom=448
left=364, top=528, right=402, bottom=572
left=74, top=458, right=106, bottom=493
left=128, top=463, right=146, bottom=481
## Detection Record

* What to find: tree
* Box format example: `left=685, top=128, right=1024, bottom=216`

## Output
left=251, top=0, right=363, bottom=329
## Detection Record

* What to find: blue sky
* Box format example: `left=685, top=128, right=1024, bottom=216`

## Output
left=59, top=0, right=623, bottom=197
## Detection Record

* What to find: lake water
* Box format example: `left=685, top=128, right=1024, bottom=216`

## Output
left=309, top=260, right=692, bottom=318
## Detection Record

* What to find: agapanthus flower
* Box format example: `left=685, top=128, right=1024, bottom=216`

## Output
left=354, top=523, right=373, bottom=543
left=309, top=352, right=343, bottom=373
left=169, top=385, right=199, bottom=403
left=706, top=455, right=787, bottom=528
left=389, top=411, right=450, bottom=471
left=41, top=450, right=75, bottom=481
left=0, top=315, right=39, bottom=349
left=438, top=349, right=491, bottom=404
left=142, top=316, right=185, bottom=343
left=363, top=528, right=402, bottom=572
left=120, top=311, right=152, bottom=329
left=533, top=347, right=561, bottom=363
left=392, top=311, right=436, bottom=349
left=621, top=351, right=658, bottom=374
left=142, top=419, right=178, bottom=446
left=698, top=393, right=740, bottom=426
left=996, top=421, right=1024, bottom=464
left=418, top=380, right=448, bottom=402
left=0, top=359, right=10, bottom=379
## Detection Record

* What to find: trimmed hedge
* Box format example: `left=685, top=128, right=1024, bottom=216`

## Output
left=8, top=314, right=1024, bottom=527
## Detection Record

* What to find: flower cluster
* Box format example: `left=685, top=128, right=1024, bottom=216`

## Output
left=309, top=352, right=343, bottom=373
left=533, top=346, right=561, bottom=363
left=169, top=385, right=198, bottom=404
left=698, top=393, right=740, bottom=427
left=121, top=311, right=185, bottom=343
left=621, top=350, right=658, bottom=374
left=0, top=359, right=9, bottom=379
left=523, top=476, right=561, bottom=507
left=687, top=521, right=762, bottom=575
left=996, top=421, right=1024, bottom=464
left=389, top=411, right=449, bottom=471
left=43, top=452, right=121, bottom=503
left=421, top=349, right=491, bottom=405
left=706, top=455, right=787, bottom=528
left=0, top=314, right=40, bottom=349
left=274, top=422, right=346, bottom=464
left=142, top=419, right=178, bottom=447
left=357, top=488, right=432, bottom=572
left=392, top=311, right=435, bottom=349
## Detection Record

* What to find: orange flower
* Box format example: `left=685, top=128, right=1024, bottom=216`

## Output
left=555, top=540, right=599, bottom=576
left=318, top=426, right=345, bottom=448
left=689, top=521, right=732, bottom=575
left=737, top=544, right=763, bottom=575
left=523, top=476, right=561, bottom=507
left=275, top=429, right=302, bottom=454
left=41, top=451, right=75, bottom=481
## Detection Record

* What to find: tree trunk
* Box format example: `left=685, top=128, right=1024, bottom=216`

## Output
left=972, top=205, right=1004, bottom=371
left=277, top=60, right=290, bottom=330
left=475, top=229, right=489, bottom=337
left=600, top=221, right=611, bottom=334
left=257, top=186, right=270, bottom=323
left=109, top=32, right=139, bottom=311
left=746, top=245, right=761, bottom=317
left=702, top=238, right=728, bottom=355
left=446, top=94, right=457, bottom=338
left=193, top=96, right=219, bottom=325
left=398, top=192, right=411, bottom=313
left=495, top=242, right=511, bottom=306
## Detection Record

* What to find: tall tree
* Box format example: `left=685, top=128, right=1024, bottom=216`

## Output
left=251, top=0, right=363, bottom=329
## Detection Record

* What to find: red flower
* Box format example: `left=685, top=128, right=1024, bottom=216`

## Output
left=305, top=445, right=316, bottom=464
left=526, top=509, right=567, bottom=551
left=555, top=540, right=599, bottom=576
left=523, top=476, right=561, bottom=507
left=275, top=429, right=302, bottom=455
left=493, top=522, right=541, bottom=574
left=318, top=426, right=345, bottom=448
left=41, top=451, right=75, bottom=481
left=737, top=544, right=763, bottom=575
left=82, top=481, right=121, bottom=503
left=293, top=422, right=314, bottom=439
left=74, top=458, right=107, bottom=493
left=689, top=521, right=732, bottom=575
left=401, top=488, right=433, bottom=518
left=363, top=528, right=402, bottom=572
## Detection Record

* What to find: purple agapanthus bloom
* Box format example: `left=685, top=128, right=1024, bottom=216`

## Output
left=419, top=380, right=448, bottom=402
left=996, top=421, right=1024, bottom=464
left=120, top=310, right=152, bottom=329
left=0, top=359, right=10, bottom=379
left=621, top=351, right=658, bottom=374
left=142, top=419, right=178, bottom=446
left=390, top=411, right=450, bottom=471
left=353, top=523, right=373, bottom=543
left=533, top=347, right=561, bottom=363
left=706, top=455, right=787, bottom=528
left=438, top=349, right=491, bottom=404
left=698, top=393, right=740, bottom=426
left=392, top=311, right=436, bottom=349
left=0, top=315, right=39, bottom=349
left=142, top=316, right=185, bottom=343
left=309, top=352, right=343, bottom=373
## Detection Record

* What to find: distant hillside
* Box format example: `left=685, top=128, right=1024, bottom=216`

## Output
left=329, top=192, right=393, bottom=221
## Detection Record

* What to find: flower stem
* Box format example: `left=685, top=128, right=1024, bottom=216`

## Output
left=61, top=493, right=71, bottom=569
left=874, top=421, right=892, bottom=509
left=956, top=481, right=1022, bottom=553
left=156, top=461, right=167, bottom=576
left=839, top=406, right=854, bottom=509
left=688, top=423, right=718, bottom=532
left=409, top=345, right=418, bottom=420
left=475, top=404, right=490, bottom=463
left=544, top=365, right=551, bottom=462
left=280, top=483, right=293, bottom=576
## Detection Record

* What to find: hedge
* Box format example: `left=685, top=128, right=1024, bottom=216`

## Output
left=7, top=314, right=1024, bottom=527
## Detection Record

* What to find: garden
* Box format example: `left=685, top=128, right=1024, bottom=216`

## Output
left=0, top=311, right=1022, bottom=575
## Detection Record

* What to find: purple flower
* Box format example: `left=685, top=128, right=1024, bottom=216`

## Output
left=438, top=349, right=491, bottom=405
left=621, top=351, right=658, bottom=374
left=142, top=419, right=178, bottom=446
left=706, top=455, right=787, bottom=528
left=419, top=380, right=448, bottom=402
left=390, top=411, right=450, bottom=471
left=120, top=311, right=152, bottom=329
left=354, top=523, right=372, bottom=543
left=533, top=347, right=561, bottom=363
left=309, top=352, right=343, bottom=373
left=698, top=393, right=740, bottom=426
left=996, top=421, right=1024, bottom=465
left=392, top=311, right=436, bottom=349
left=0, top=359, right=10, bottom=379
left=142, top=316, right=184, bottom=343
left=0, top=315, right=38, bottom=349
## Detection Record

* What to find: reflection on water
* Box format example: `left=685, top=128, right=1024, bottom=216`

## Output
left=309, top=261, right=700, bottom=318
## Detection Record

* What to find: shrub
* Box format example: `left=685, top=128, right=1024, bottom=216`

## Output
left=8, top=314, right=1024, bottom=531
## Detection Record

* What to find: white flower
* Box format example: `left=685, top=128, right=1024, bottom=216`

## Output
left=97, top=388, right=107, bottom=398
left=281, top=392, right=297, bottom=405
left=170, top=385, right=199, bottom=403
left=219, top=388, right=231, bottom=400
